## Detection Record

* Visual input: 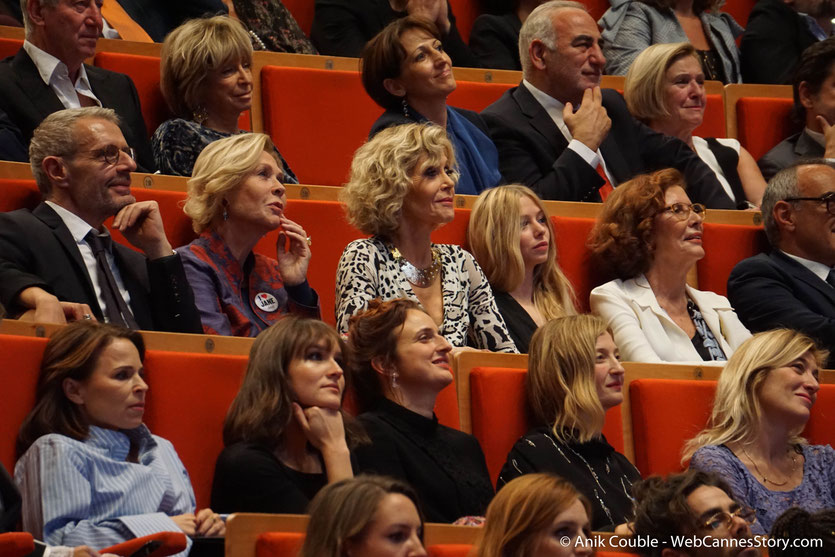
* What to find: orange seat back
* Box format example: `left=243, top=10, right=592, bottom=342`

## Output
left=551, top=216, right=602, bottom=312
left=583, top=0, right=611, bottom=21
left=469, top=366, right=623, bottom=485
left=427, top=544, right=473, bottom=557
left=736, top=96, right=796, bottom=161
left=721, top=0, right=757, bottom=27
left=261, top=67, right=380, bottom=186
left=447, top=80, right=514, bottom=114
left=448, top=0, right=479, bottom=43
left=142, top=350, right=249, bottom=509
left=94, top=52, right=250, bottom=140
left=629, top=379, right=716, bottom=476
left=0, top=178, right=40, bottom=213
left=697, top=222, right=767, bottom=297
left=281, top=0, right=314, bottom=35
left=0, top=334, right=47, bottom=473
left=255, top=532, right=304, bottom=557
left=802, top=384, right=835, bottom=448
left=0, top=38, right=22, bottom=60
left=106, top=188, right=196, bottom=252
left=694, top=94, right=725, bottom=139
left=0, top=533, right=35, bottom=557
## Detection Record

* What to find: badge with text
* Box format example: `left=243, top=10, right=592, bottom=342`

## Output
left=254, top=292, right=278, bottom=312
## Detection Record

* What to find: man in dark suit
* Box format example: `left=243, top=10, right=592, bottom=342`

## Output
left=0, top=107, right=201, bottom=333
left=480, top=1, right=735, bottom=208
left=740, top=0, right=829, bottom=85
left=728, top=161, right=835, bottom=367
left=0, top=0, right=154, bottom=170
left=759, top=38, right=835, bottom=180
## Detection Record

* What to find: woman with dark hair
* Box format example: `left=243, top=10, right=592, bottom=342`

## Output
left=497, top=314, right=638, bottom=531
left=211, top=317, right=360, bottom=514
left=15, top=321, right=223, bottom=551
left=588, top=168, right=750, bottom=363
left=361, top=16, right=502, bottom=195
left=769, top=508, right=835, bottom=556
left=599, top=0, right=742, bottom=83
left=475, top=474, right=594, bottom=557
left=301, top=476, right=427, bottom=557
left=347, top=299, right=494, bottom=523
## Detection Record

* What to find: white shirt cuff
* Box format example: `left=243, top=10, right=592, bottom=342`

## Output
left=567, top=139, right=600, bottom=167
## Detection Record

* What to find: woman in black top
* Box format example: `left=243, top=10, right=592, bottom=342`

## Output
left=347, top=298, right=494, bottom=523
left=498, top=314, right=639, bottom=530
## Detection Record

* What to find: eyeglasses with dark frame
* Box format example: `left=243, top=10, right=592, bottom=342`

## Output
left=700, top=506, right=757, bottom=532
left=660, top=202, right=706, bottom=221
left=784, top=192, right=835, bottom=215
left=76, top=144, right=136, bottom=166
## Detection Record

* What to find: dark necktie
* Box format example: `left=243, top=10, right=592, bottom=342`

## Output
left=85, top=231, right=138, bottom=329
left=827, top=269, right=835, bottom=289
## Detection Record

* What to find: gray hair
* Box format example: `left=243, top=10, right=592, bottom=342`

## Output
left=762, top=160, right=832, bottom=246
left=29, top=107, right=120, bottom=196
left=20, top=0, right=59, bottom=38
left=519, top=0, right=586, bottom=78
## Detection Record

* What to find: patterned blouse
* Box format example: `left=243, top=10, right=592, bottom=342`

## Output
left=232, top=0, right=317, bottom=54
left=151, top=118, right=298, bottom=181
left=335, top=237, right=517, bottom=352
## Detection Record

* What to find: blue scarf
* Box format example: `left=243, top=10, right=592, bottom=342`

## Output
left=444, top=106, right=503, bottom=195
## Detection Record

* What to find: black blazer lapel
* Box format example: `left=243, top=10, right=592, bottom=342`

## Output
left=794, top=131, right=825, bottom=158
left=513, top=85, right=569, bottom=154
left=11, top=50, right=66, bottom=120
left=771, top=251, right=835, bottom=306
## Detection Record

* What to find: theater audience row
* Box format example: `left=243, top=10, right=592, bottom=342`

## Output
left=4, top=308, right=835, bottom=552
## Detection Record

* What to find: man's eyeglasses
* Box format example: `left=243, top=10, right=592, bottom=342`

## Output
left=784, top=192, right=835, bottom=215
left=661, top=202, right=706, bottom=221
left=81, top=145, right=135, bottom=166
left=701, top=506, right=757, bottom=532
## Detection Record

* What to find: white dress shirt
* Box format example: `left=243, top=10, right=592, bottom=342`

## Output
left=23, top=40, right=102, bottom=109
left=782, top=250, right=833, bottom=283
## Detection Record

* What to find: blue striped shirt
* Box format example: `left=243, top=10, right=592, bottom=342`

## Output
left=15, top=425, right=195, bottom=554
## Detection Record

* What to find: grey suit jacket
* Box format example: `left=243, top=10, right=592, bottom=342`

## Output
left=0, top=48, right=155, bottom=171
left=758, top=130, right=823, bottom=181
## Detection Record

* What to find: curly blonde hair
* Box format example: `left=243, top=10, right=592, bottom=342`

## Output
left=184, top=133, right=280, bottom=234
left=340, top=123, right=457, bottom=238
left=160, top=15, right=252, bottom=118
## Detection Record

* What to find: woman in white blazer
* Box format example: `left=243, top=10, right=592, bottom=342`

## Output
left=588, top=168, right=750, bottom=363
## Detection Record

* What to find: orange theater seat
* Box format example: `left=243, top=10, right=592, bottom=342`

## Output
left=0, top=334, right=47, bottom=472
left=102, top=532, right=188, bottom=557
left=0, top=533, right=35, bottom=557
left=0, top=178, right=40, bottom=213
left=802, top=384, right=835, bottom=448
left=693, top=94, right=725, bottom=139
left=260, top=67, right=381, bottom=187
left=583, top=0, right=612, bottom=21
left=448, top=81, right=513, bottom=113
left=0, top=38, right=22, bottom=60
left=427, top=544, right=473, bottom=557
left=142, top=350, right=249, bottom=509
left=736, top=96, right=796, bottom=161
left=469, top=366, right=623, bottom=484
left=449, top=0, right=479, bottom=43
left=256, top=531, right=304, bottom=557
left=697, top=222, right=767, bottom=297
left=281, top=0, right=314, bottom=35
left=94, top=52, right=250, bottom=141
left=721, top=0, right=757, bottom=27
left=551, top=216, right=603, bottom=313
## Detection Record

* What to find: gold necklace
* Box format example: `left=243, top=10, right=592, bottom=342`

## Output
left=391, top=246, right=441, bottom=288
left=741, top=446, right=798, bottom=487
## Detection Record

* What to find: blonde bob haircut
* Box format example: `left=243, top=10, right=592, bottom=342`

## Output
left=625, top=42, right=701, bottom=124
left=300, top=475, right=425, bottom=557
left=468, top=185, right=577, bottom=321
left=474, top=474, right=592, bottom=557
left=160, top=15, right=252, bottom=118
left=682, top=329, right=828, bottom=463
left=341, top=123, right=457, bottom=238
left=527, top=314, right=611, bottom=444
left=184, top=133, right=281, bottom=234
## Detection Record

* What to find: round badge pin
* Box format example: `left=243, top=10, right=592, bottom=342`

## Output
left=254, top=292, right=279, bottom=312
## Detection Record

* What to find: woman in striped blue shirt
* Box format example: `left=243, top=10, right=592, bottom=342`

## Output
left=15, top=322, right=225, bottom=553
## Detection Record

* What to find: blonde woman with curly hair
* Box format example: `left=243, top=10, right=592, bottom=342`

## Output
left=336, top=123, right=516, bottom=352
left=179, top=133, right=319, bottom=337
left=469, top=185, right=576, bottom=352
left=497, top=314, right=639, bottom=530
left=684, top=328, right=835, bottom=535
left=475, top=474, right=594, bottom=557
left=588, top=168, right=750, bottom=363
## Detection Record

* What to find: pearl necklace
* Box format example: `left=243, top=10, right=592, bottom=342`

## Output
left=742, top=446, right=799, bottom=487
left=391, top=246, right=442, bottom=288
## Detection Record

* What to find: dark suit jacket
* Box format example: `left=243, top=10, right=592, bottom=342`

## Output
left=481, top=85, right=736, bottom=208
left=0, top=203, right=202, bottom=333
left=727, top=250, right=835, bottom=367
left=0, top=49, right=155, bottom=171
left=758, top=130, right=823, bottom=181
left=468, top=12, right=522, bottom=71
left=0, top=464, right=20, bottom=533
left=740, top=0, right=818, bottom=85
left=116, top=0, right=227, bottom=42
left=0, top=106, right=27, bottom=162
left=311, top=0, right=479, bottom=68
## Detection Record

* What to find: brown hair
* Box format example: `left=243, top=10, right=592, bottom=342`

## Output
left=361, top=15, right=442, bottom=109
left=16, top=321, right=145, bottom=457
left=223, top=317, right=363, bottom=449
left=587, top=168, right=684, bottom=280
left=346, top=298, right=422, bottom=412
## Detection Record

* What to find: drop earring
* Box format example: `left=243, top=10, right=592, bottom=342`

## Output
left=391, top=371, right=399, bottom=390
left=401, top=97, right=410, bottom=119
left=222, top=205, right=229, bottom=221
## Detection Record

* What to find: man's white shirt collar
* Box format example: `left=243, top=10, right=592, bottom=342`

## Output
left=23, top=40, right=100, bottom=109
left=45, top=200, right=96, bottom=246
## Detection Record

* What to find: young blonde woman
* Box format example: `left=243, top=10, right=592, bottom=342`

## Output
left=497, top=315, right=639, bottom=530
left=684, top=329, right=835, bottom=535
left=468, top=185, right=577, bottom=352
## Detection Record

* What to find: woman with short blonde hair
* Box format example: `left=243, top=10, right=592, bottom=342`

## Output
left=497, top=315, right=639, bottom=530
left=686, top=329, right=835, bottom=535
left=624, top=43, right=765, bottom=208
left=475, top=474, right=594, bottom=557
left=468, top=185, right=576, bottom=352
left=179, top=133, right=319, bottom=337
left=152, top=16, right=297, bottom=179
left=336, top=123, right=516, bottom=352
